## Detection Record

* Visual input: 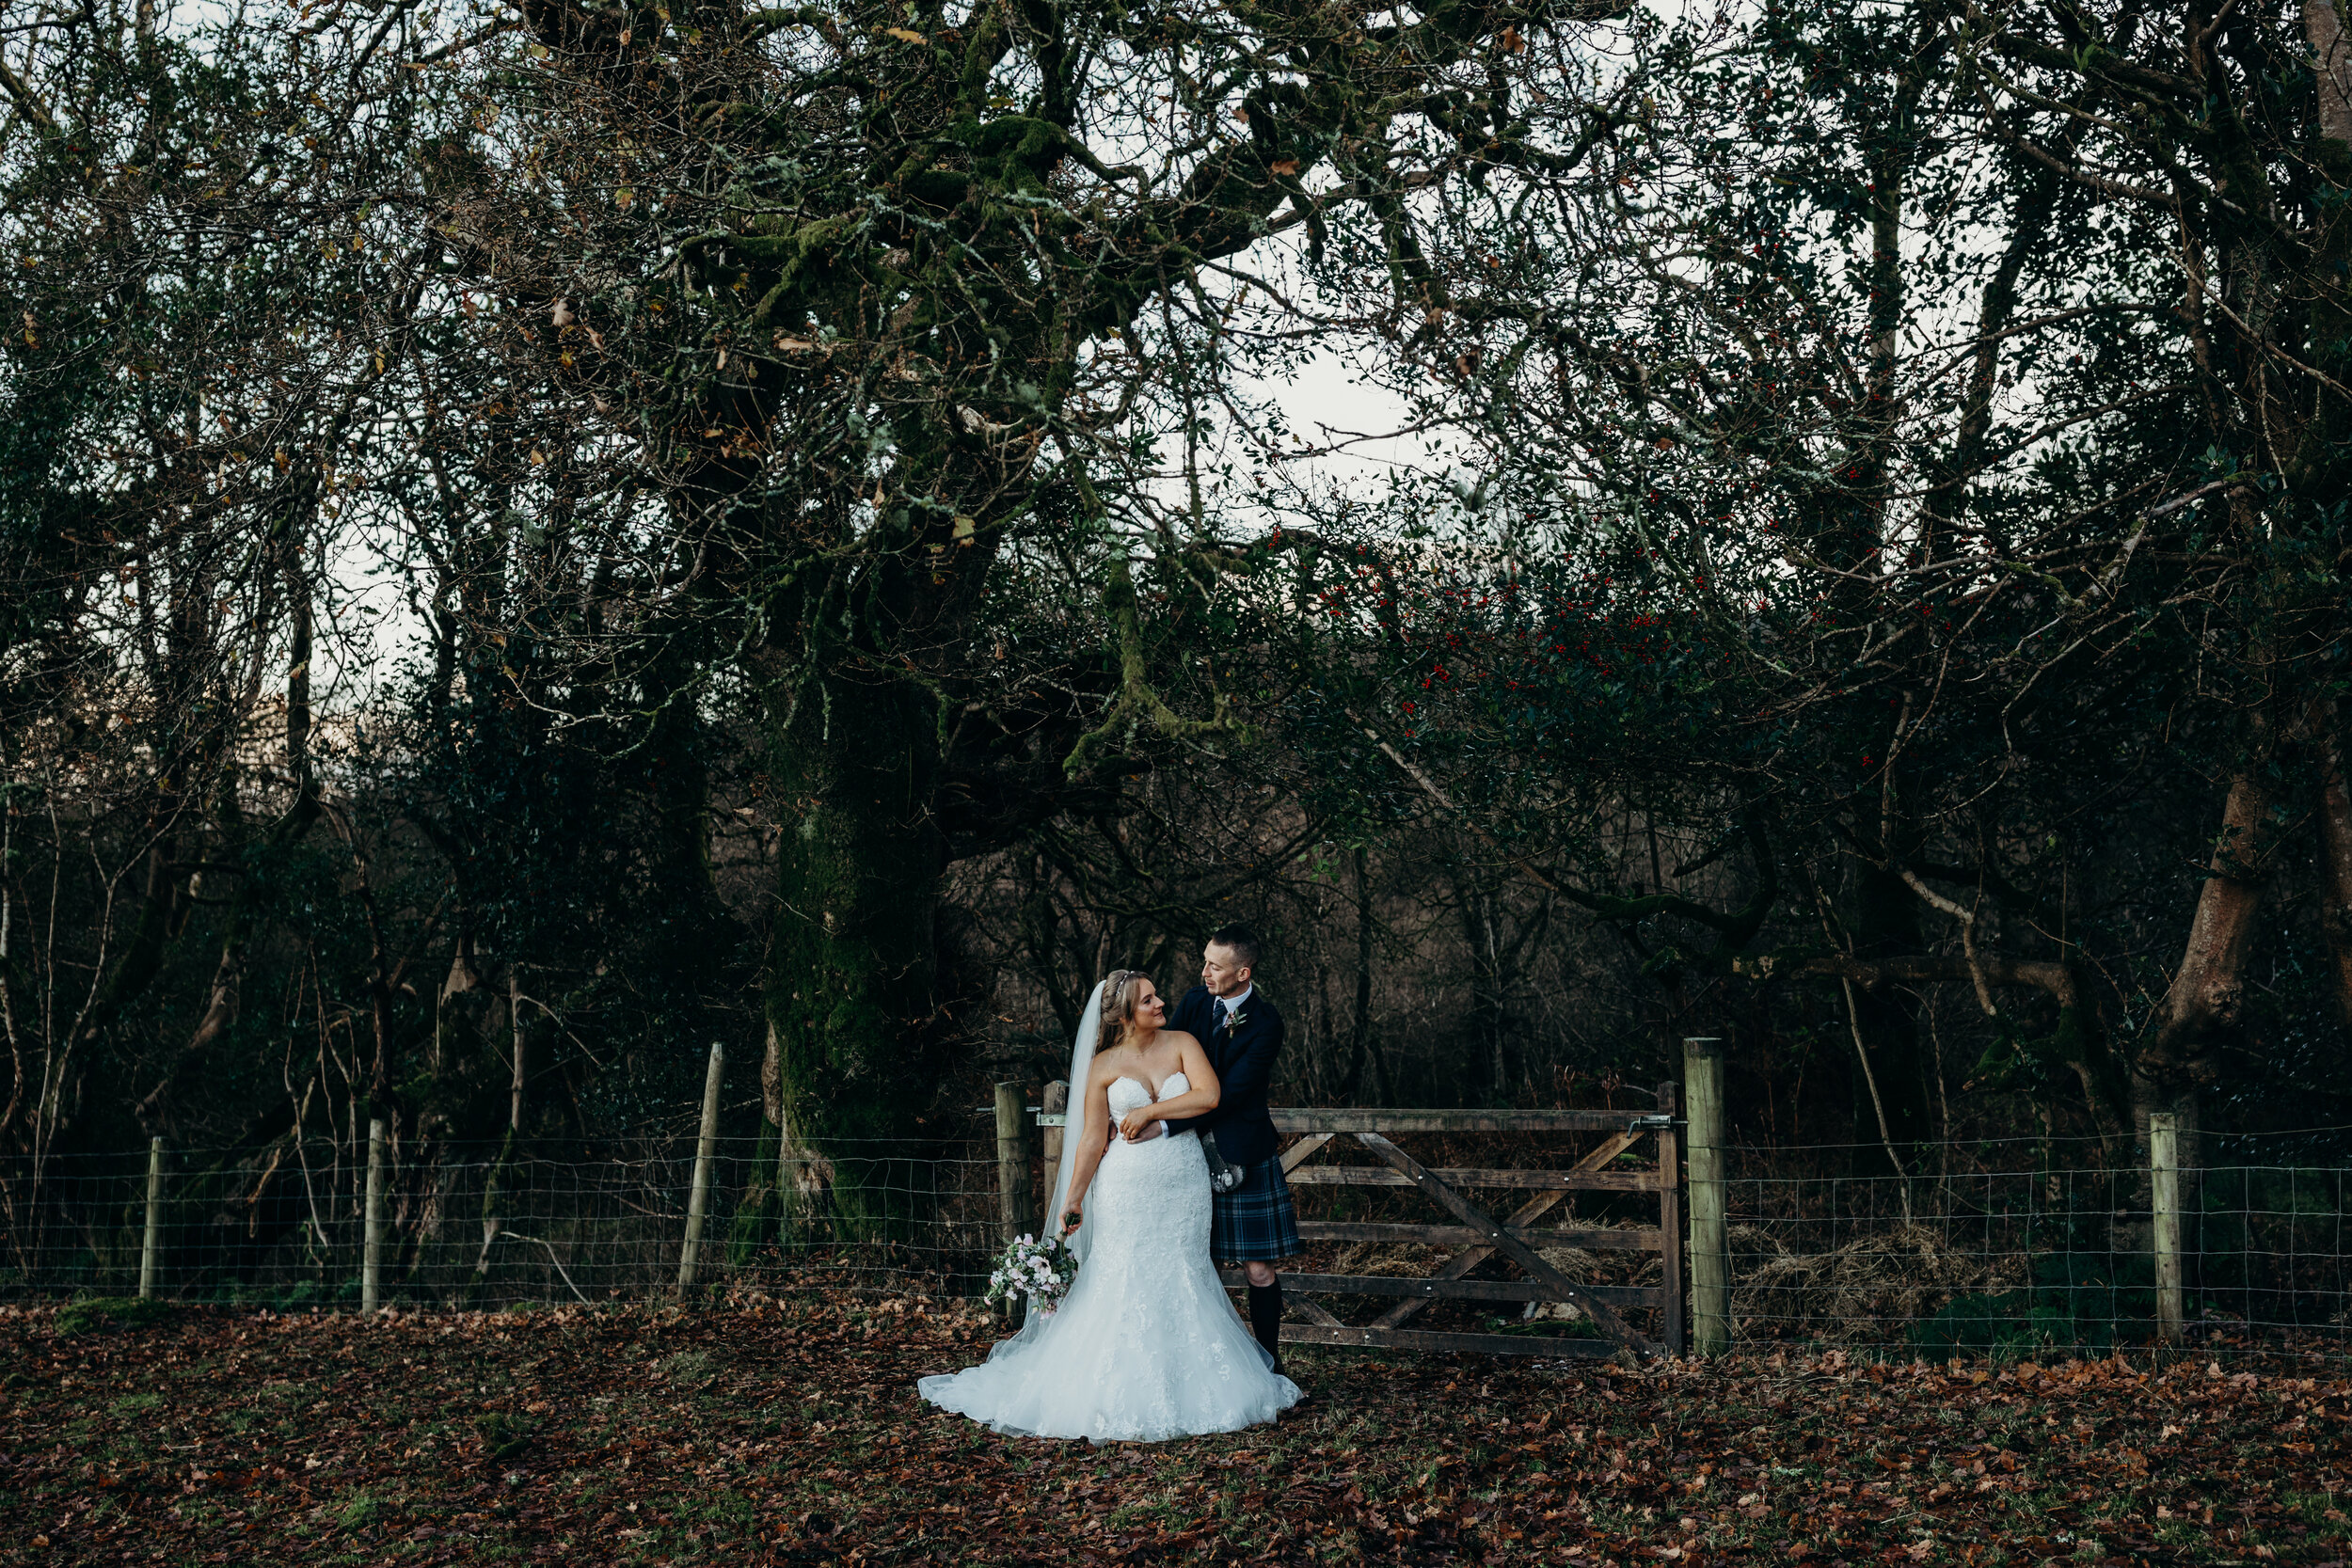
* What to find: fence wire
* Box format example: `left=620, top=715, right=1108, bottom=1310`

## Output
left=2, top=1124, right=2345, bottom=1361
left=1718, top=1129, right=2351, bottom=1360
left=0, top=1133, right=1005, bottom=1310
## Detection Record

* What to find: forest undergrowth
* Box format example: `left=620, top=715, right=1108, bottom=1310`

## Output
left=0, top=1298, right=2344, bottom=1566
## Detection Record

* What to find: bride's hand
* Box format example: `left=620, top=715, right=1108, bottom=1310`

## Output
left=1058, top=1200, right=1083, bottom=1235
left=1117, top=1106, right=1159, bottom=1141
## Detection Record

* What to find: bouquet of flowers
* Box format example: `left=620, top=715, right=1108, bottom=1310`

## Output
left=985, top=1228, right=1079, bottom=1314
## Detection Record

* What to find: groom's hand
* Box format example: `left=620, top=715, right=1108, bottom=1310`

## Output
left=1127, top=1120, right=1167, bottom=1144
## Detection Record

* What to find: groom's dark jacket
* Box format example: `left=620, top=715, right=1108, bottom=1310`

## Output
left=1166, top=986, right=1284, bottom=1167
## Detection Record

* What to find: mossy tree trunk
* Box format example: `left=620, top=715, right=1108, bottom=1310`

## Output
left=759, top=673, right=949, bottom=1229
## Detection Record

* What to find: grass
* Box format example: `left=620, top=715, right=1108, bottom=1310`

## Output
left=51, top=1298, right=176, bottom=1339
left=0, top=1297, right=2345, bottom=1564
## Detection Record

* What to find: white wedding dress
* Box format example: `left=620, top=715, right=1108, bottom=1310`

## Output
left=918, top=1072, right=1300, bottom=1441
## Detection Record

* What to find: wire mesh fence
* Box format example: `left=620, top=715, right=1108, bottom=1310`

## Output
left=1717, top=1129, right=2352, bottom=1361
left=2, top=1120, right=2345, bottom=1363
left=0, top=1132, right=1008, bottom=1311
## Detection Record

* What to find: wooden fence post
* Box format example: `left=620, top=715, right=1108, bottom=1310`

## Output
left=994, top=1081, right=1034, bottom=1325
left=1684, top=1037, right=1728, bottom=1355
left=2150, top=1111, right=2183, bottom=1344
left=139, top=1137, right=164, bottom=1301
left=994, top=1081, right=1034, bottom=1242
left=1040, top=1080, right=1069, bottom=1228
left=1655, top=1081, right=1685, bottom=1357
left=678, top=1040, right=726, bottom=1293
left=362, top=1118, right=386, bottom=1316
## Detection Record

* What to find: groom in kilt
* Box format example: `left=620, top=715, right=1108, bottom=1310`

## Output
left=1166, top=926, right=1300, bottom=1372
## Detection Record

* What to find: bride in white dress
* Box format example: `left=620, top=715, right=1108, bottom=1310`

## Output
left=917, top=970, right=1301, bottom=1441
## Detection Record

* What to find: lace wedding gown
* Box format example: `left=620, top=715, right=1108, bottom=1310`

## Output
left=918, top=1073, right=1301, bottom=1441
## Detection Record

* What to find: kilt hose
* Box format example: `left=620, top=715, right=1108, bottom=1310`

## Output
left=1210, top=1154, right=1303, bottom=1265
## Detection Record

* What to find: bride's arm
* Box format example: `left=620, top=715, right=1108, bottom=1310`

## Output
left=1115, top=1035, right=1220, bottom=1139
left=1058, top=1068, right=1117, bottom=1230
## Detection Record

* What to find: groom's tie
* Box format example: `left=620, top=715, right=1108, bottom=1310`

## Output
left=1213, top=997, right=1230, bottom=1037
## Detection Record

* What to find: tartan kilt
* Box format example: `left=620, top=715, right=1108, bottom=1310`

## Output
left=1210, top=1155, right=1302, bottom=1264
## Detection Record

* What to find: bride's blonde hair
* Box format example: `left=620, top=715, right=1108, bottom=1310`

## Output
left=1099, top=970, right=1149, bottom=1052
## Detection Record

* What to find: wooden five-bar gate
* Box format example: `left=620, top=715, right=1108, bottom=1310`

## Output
left=1025, top=1082, right=1685, bottom=1361
left=1218, top=1087, right=1683, bottom=1360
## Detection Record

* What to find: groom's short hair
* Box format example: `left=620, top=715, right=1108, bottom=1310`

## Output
left=1208, top=925, right=1262, bottom=974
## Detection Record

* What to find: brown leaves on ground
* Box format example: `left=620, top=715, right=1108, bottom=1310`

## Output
left=0, top=1300, right=2344, bottom=1565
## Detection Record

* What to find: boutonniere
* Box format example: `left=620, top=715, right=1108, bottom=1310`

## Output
left=1227, top=1008, right=1249, bottom=1032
